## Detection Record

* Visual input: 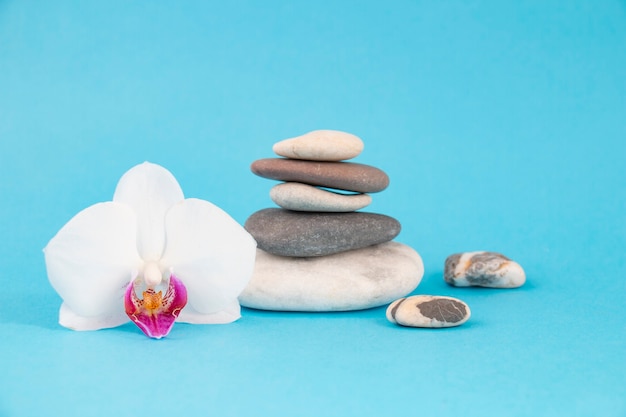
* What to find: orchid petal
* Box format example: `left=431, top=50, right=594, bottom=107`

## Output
left=59, top=302, right=129, bottom=331
left=161, top=198, right=256, bottom=316
left=44, top=202, right=142, bottom=328
left=113, top=162, right=184, bottom=261
left=177, top=299, right=241, bottom=324
left=124, top=274, right=187, bottom=339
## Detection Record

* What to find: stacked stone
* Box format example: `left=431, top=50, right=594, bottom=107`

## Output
left=239, top=130, right=425, bottom=312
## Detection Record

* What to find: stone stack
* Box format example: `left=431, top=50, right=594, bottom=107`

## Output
left=239, top=130, right=425, bottom=312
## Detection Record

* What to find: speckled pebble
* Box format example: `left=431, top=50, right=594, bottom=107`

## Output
left=270, top=182, right=372, bottom=212
left=386, top=295, right=471, bottom=328
left=444, top=251, right=526, bottom=288
left=273, top=130, right=364, bottom=161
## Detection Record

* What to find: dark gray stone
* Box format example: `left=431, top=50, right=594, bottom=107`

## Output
left=244, top=208, right=401, bottom=257
left=250, top=158, right=389, bottom=193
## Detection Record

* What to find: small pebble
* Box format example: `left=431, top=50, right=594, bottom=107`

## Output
left=386, top=295, right=471, bottom=328
left=273, top=130, right=364, bottom=161
left=444, top=251, right=526, bottom=288
left=250, top=158, right=390, bottom=193
left=270, top=182, right=372, bottom=212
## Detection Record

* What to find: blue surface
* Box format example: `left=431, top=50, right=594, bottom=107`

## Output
left=1, top=1, right=625, bottom=416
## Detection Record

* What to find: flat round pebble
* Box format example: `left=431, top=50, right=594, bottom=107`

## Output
left=250, top=158, right=389, bottom=193
left=386, top=295, right=471, bottom=328
left=244, top=208, right=401, bottom=257
left=239, top=242, right=424, bottom=311
left=444, top=251, right=526, bottom=288
left=273, top=130, right=364, bottom=161
left=270, top=182, right=372, bottom=212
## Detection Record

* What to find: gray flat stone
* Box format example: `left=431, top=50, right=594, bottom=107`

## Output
left=239, top=242, right=424, bottom=311
left=250, top=158, right=389, bottom=193
left=244, top=208, right=401, bottom=257
left=270, top=182, right=372, bottom=212
left=272, top=130, right=364, bottom=161
left=386, top=295, right=471, bottom=328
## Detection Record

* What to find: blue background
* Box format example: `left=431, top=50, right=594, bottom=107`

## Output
left=1, top=1, right=625, bottom=416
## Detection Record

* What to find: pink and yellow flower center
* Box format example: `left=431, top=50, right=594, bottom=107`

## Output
left=141, top=290, right=163, bottom=312
left=124, top=274, right=188, bottom=339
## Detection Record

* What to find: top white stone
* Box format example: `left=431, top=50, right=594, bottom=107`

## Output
left=273, top=130, right=364, bottom=161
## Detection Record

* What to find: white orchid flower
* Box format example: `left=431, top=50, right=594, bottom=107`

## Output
left=44, top=162, right=256, bottom=339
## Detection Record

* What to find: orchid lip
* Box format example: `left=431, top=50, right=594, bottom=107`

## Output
left=124, top=273, right=188, bottom=339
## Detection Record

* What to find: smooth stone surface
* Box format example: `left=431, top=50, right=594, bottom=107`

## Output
left=273, top=130, right=364, bottom=161
left=386, top=295, right=471, bottom=328
left=239, top=242, right=424, bottom=311
left=444, top=251, right=526, bottom=288
left=270, top=182, right=372, bottom=212
left=250, top=158, right=389, bottom=193
left=244, top=208, right=401, bottom=257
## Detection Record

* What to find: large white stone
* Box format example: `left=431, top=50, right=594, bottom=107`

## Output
left=239, top=242, right=424, bottom=311
left=272, top=130, right=364, bottom=161
left=270, top=182, right=372, bottom=212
